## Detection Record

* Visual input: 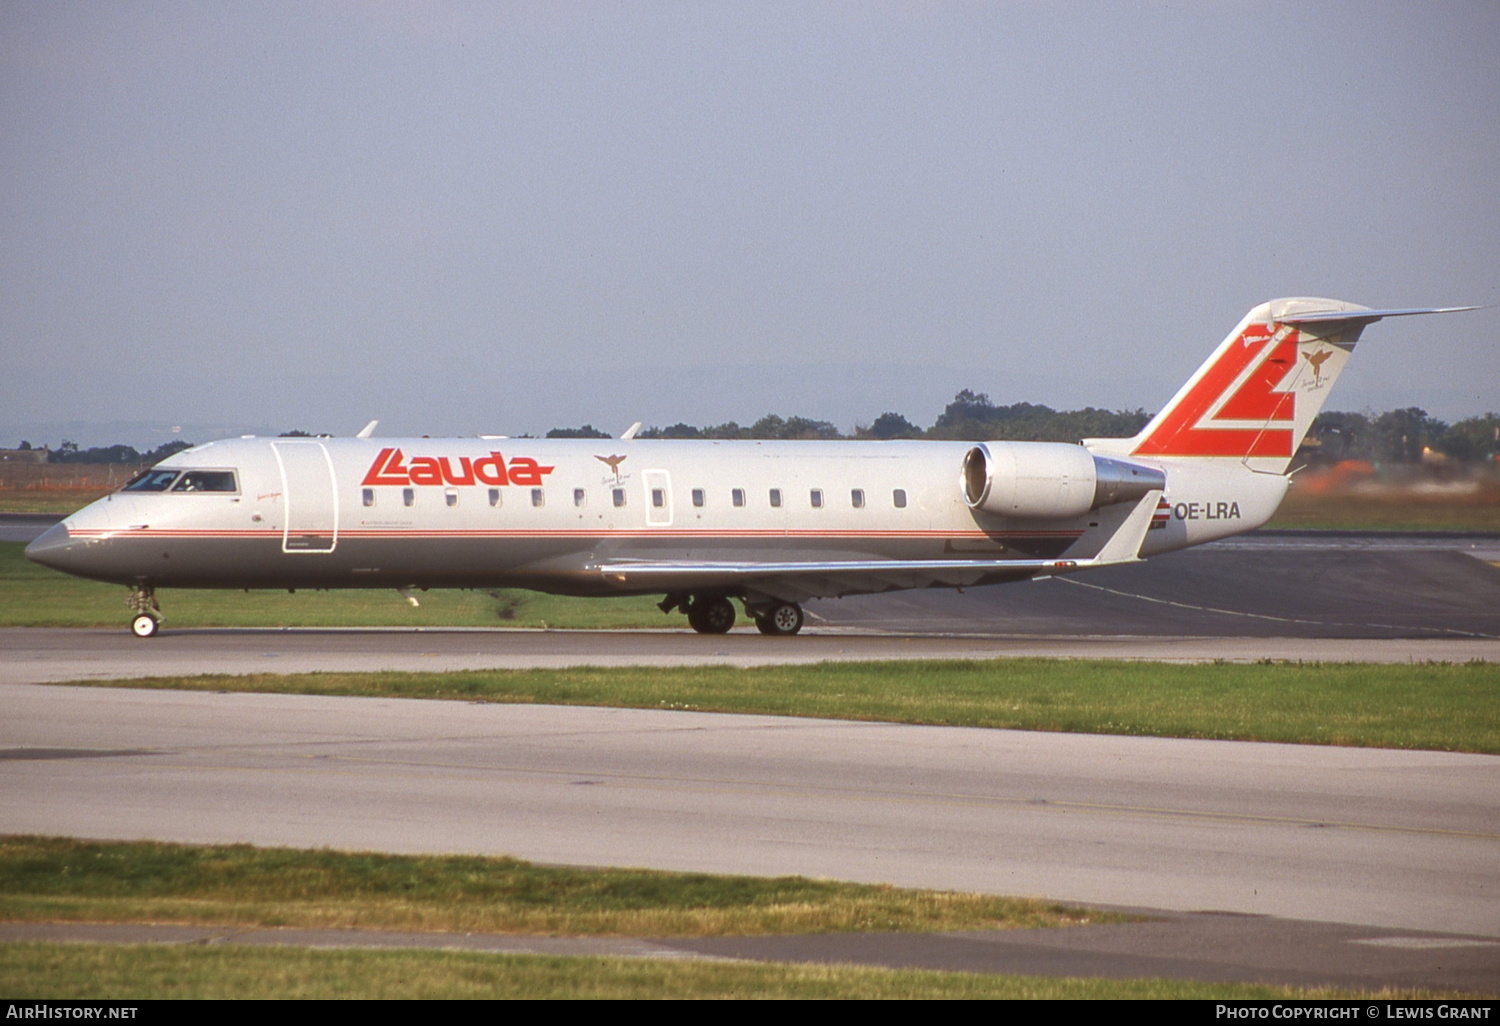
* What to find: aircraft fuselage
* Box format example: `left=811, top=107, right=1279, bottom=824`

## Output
left=27, top=436, right=1280, bottom=595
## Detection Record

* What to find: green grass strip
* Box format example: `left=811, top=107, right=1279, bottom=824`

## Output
left=0, top=495, right=96, bottom=514
left=1, top=942, right=1453, bottom=1000
left=0, top=837, right=1104, bottom=936
left=1269, top=491, right=1500, bottom=532
left=56, top=658, right=1500, bottom=753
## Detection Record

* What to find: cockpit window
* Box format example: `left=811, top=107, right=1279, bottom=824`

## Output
left=172, top=468, right=237, bottom=492
left=123, top=470, right=181, bottom=492
left=172, top=470, right=238, bottom=493
left=172, top=471, right=237, bottom=495
left=123, top=469, right=238, bottom=493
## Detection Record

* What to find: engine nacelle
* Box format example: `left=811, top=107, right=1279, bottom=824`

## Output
left=961, top=442, right=1166, bottom=520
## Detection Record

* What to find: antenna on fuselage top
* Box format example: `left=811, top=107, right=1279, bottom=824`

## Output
left=620, top=422, right=642, bottom=440
left=356, top=420, right=378, bottom=439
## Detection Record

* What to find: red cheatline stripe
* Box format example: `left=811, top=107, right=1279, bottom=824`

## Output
left=66, top=528, right=1085, bottom=541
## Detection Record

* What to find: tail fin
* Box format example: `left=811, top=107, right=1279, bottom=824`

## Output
left=1087, top=298, right=1476, bottom=474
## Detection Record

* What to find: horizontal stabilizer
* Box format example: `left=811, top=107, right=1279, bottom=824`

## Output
left=1276, top=306, right=1479, bottom=328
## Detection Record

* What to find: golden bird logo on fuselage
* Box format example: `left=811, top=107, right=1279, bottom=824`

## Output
left=595, top=454, right=628, bottom=483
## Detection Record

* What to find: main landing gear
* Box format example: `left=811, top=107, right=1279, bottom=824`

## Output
left=686, top=595, right=736, bottom=634
left=753, top=601, right=804, bottom=637
left=127, top=585, right=161, bottom=638
left=659, top=593, right=805, bottom=636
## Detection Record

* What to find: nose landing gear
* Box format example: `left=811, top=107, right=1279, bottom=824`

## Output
left=127, top=585, right=161, bottom=638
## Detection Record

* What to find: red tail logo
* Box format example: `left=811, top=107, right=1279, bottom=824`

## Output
left=1132, top=324, right=1299, bottom=458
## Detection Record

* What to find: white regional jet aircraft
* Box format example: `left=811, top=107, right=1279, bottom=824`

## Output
left=27, top=298, right=1473, bottom=638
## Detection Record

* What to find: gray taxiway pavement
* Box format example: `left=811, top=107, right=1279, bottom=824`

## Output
left=2, top=686, right=1497, bottom=991
left=4, top=626, right=1500, bottom=688
left=2, top=626, right=1498, bottom=686
left=4, top=688, right=1498, bottom=924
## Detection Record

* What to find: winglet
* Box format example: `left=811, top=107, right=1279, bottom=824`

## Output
left=356, top=420, right=379, bottom=439
left=621, top=422, right=642, bottom=441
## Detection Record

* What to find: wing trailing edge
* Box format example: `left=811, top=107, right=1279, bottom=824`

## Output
left=597, top=491, right=1162, bottom=599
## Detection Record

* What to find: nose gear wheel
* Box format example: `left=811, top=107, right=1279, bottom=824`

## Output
left=126, top=585, right=161, bottom=638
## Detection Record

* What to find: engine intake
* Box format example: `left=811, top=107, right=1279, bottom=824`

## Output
left=961, top=443, right=1165, bottom=520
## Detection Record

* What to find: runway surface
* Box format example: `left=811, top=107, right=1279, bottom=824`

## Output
left=4, top=626, right=1499, bottom=685
left=809, top=533, right=1500, bottom=640
left=3, top=685, right=1497, bottom=945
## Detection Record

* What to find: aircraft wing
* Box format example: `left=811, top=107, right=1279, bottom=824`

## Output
left=597, top=490, right=1161, bottom=602
left=600, top=556, right=1079, bottom=603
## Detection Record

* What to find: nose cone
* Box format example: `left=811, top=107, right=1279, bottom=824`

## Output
left=25, top=522, right=86, bottom=575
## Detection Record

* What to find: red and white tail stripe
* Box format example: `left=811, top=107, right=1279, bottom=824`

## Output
left=1131, top=317, right=1308, bottom=461
left=1104, top=299, right=1474, bottom=473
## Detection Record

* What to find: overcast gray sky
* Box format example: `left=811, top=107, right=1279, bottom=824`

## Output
left=3, top=1, right=1496, bottom=448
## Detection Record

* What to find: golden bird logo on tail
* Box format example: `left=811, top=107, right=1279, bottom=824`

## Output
left=1303, top=348, right=1334, bottom=385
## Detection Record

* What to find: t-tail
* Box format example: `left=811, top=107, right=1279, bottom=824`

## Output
left=1086, top=298, right=1477, bottom=475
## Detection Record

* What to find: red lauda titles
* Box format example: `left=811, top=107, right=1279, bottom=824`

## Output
left=361, top=448, right=555, bottom=488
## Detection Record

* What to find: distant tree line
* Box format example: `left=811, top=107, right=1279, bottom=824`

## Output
left=548, top=393, right=1500, bottom=466
left=22, top=430, right=320, bottom=464
left=26, top=439, right=197, bottom=464
left=552, top=394, right=1153, bottom=445
left=1302, top=410, right=1500, bottom=466
left=18, top=402, right=1499, bottom=468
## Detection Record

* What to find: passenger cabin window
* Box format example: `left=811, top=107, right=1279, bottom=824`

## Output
left=732, top=488, right=745, bottom=508
left=489, top=488, right=502, bottom=507
left=612, top=488, right=626, bottom=508
left=851, top=489, right=864, bottom=509
left=810, top=489, right=823, bottom=509
left=574, top=488, right=586, bottom=507
left=691, top=488, right=705, bottom=508
left=652, top=488, right=666, bottom=508
left=172, top=470, right=238, bottom=493
left=893, top=489, right=907, bottom=508
left=123, top=470, right=180, bottom=492
left=445, top=487, right=459, bottom=508
left=403, top=488, right=415, bottom=507
left=769, top=488, right=782, bottom=508
left=362, top=488, right=375, bottom=508
left=531, top=488, right=545, bottom=507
